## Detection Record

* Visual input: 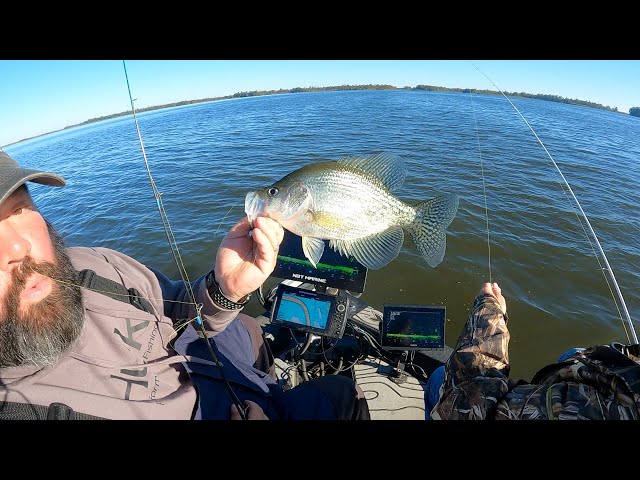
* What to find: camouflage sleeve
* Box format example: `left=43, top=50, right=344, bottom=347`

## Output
left=432, top=293, right=512, bottom=420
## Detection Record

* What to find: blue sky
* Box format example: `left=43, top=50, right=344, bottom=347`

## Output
left=1, top=60, right=638, bottom=147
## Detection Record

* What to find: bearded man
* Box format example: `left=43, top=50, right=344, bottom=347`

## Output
left=0, top=150, right=369, bottom=420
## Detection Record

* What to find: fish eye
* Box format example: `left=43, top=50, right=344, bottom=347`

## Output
left=267, top=187, right=279, bottom=197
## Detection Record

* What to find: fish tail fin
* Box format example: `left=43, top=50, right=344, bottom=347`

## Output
left=407, top=194, right=459, bottom=267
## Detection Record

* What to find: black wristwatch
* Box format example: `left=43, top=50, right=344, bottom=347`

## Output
left=206, top=271, right=250, bottom=310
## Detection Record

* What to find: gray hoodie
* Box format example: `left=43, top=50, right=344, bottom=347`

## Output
left=0, top=246, right=242, bottom=419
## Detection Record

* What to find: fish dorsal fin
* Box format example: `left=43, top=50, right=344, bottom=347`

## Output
left=329, top=226, right=404, bottom=270
left=337, top=152, right=406, bottom=192
left=301, top=236, right=326, bottom=268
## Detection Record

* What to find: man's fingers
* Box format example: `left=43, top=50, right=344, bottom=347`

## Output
left=252, top=227, right=278, bottom=265
left=481, top=282, right=506, bottom=314
left=227, top=216, right=251, bottom=238
left=479, top=282, right=493, bottom=295
left=230, top=403, right=242, bottom=420
left=253, top=217, right=284, bottom=253
left=243, top=400, right=269, bottom=420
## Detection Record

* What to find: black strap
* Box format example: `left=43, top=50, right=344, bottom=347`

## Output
left=77, top=269, right=153, bottom=313
left=0, top=401, right=105, bottom=420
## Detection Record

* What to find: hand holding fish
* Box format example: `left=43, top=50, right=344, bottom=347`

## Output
left=245, top=152, right=459, bottom=270
left=214, top=216, right=284, bottom=302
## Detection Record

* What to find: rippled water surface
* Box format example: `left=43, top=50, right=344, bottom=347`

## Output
left=7, top=90, right=640, bottom=380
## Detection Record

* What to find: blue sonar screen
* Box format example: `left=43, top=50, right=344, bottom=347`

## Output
left=276, top=293, right=332, bottom=329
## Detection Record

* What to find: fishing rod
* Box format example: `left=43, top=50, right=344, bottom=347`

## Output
left=121, top=60, right=249, bottom=419
left=472, top=63, right=637, bottom=344
left=468, top=92, right=492, bottom=284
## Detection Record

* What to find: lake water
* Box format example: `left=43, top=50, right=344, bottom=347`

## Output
left=6, top=89, right=640, bottom=380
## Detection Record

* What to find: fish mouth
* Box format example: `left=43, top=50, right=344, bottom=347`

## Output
left=244, top=191, right=265, bottom=226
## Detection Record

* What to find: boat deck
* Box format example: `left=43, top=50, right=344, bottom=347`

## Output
left=354, top=357, right=429, bottom=420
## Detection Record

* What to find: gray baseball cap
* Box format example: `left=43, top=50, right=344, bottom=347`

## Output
left=0, top=149, right=66, bottom=206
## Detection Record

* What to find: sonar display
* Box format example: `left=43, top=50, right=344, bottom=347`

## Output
left=381, top=305, right=445, bottom=350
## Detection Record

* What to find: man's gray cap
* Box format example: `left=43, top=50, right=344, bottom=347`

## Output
left=0, top=149, right=66, bottom=206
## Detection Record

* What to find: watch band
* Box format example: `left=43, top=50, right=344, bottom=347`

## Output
left=206, top=271, right=250, bottom=310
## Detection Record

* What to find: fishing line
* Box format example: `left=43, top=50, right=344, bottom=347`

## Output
left=121, top=60, right=248, bottom=419
left=468, top=91, right=493, bottom=283
left=121, top=64, right=197, bottom=308
left=533, top=165, right=629, bottom=339
left=213, top=202, right=240, bottom=241
left=472, top=63, right=637, bottom=344
left=210, top=201, right=259, bottom=273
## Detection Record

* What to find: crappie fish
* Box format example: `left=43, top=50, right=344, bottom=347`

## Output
left=244, top=152, right=459, bottom=270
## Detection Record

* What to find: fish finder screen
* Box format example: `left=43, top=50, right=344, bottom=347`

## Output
left=381, top=305, right=445, bottom=350
left=271, top=230, right=368, bottom=293
left=270, top=284, right=337, bottom=336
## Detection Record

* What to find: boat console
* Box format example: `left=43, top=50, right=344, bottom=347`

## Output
left=259, top=230, right=452, bottom=408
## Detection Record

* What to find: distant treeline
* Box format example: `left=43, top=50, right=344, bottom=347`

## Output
left=11, top=84, right=638, bottom=146
left=77, top=84, right=400, bottom=126
left=413, top=85, right=628, bottom=113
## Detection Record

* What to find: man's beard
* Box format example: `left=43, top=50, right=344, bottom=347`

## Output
left=0, top=223, right=84, bottom=368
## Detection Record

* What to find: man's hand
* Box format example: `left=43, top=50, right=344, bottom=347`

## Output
left=214, top=216, right=284, bottom=302
left=230, top=400, right=269, bottom=420
left=478, top=282, right=507, bottom=315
